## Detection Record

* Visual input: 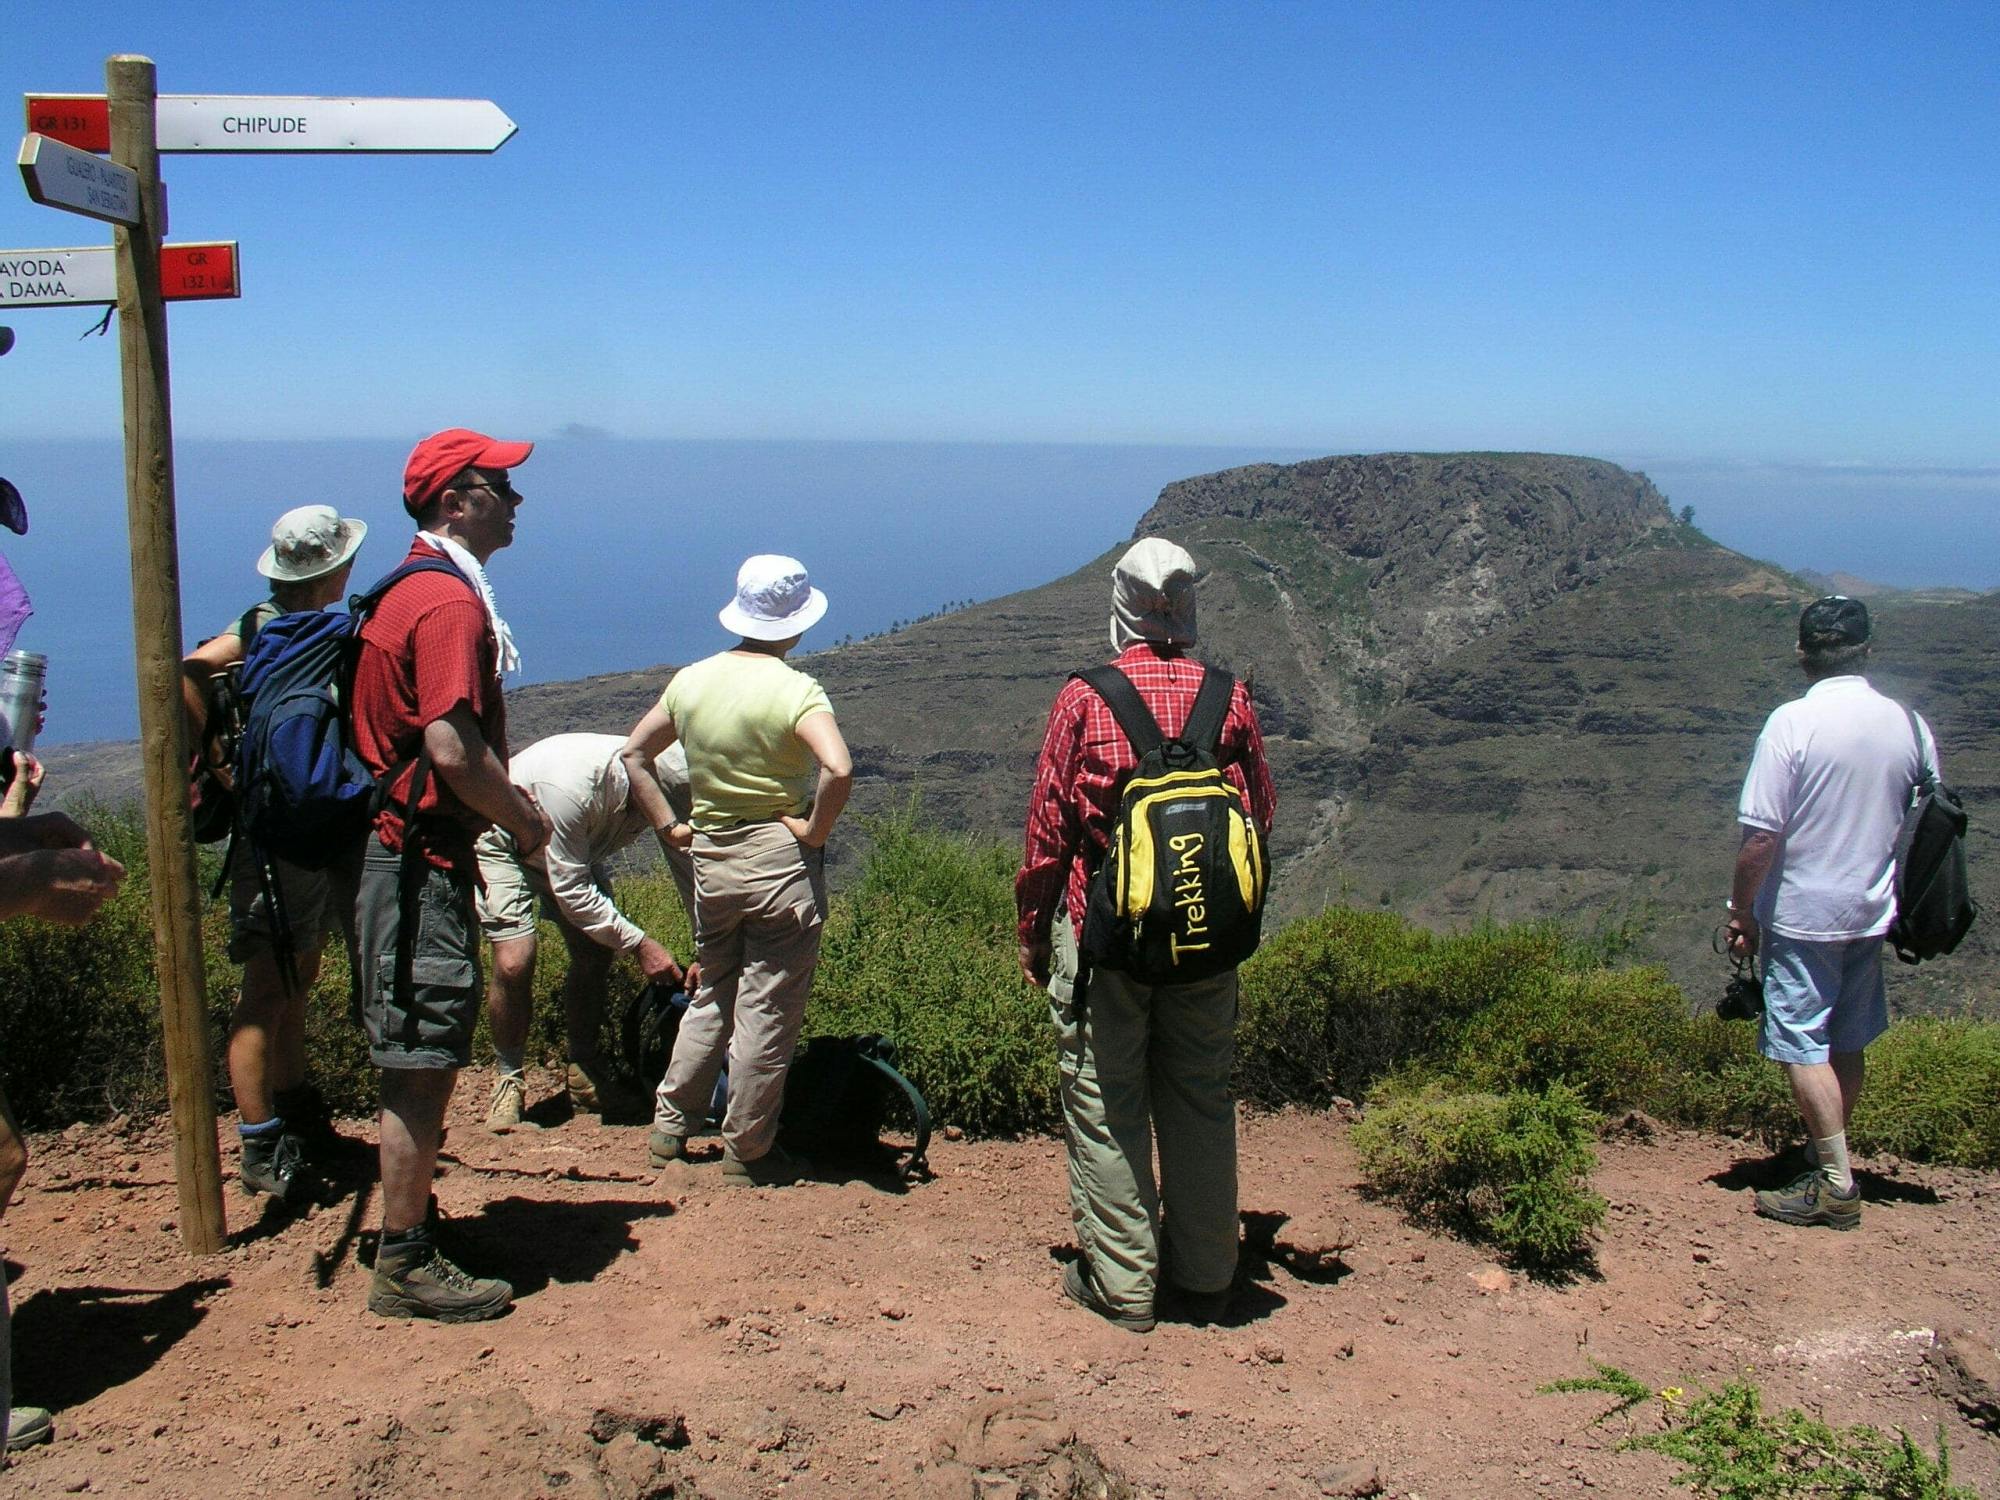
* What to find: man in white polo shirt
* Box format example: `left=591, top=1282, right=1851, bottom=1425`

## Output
left=477, top=733, right=696, bottom=1130
left=1724, top=596, right=1934, bottom=1231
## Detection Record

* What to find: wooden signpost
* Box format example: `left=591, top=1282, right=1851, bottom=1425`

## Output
left=13, top=57, right=515, bottom=1256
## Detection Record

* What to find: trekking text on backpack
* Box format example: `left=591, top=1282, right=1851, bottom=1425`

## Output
left=1074, top=664, right=1267, bottom=985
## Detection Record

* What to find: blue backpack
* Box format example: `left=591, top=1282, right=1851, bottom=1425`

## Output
left=232, top=556, right=468, bottom=870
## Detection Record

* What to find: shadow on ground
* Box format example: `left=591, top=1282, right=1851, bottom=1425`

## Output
left=448, top=1196, right=677, bottom=1297
left=11, top=1277, right=229, bottom=1411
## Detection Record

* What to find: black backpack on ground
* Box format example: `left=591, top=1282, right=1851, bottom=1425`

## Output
left=1073, top=664, right=1268, bottom=986
left=1887, top=706, right=1976, bottom=964
left=620, top=982, right=932, bottom=1182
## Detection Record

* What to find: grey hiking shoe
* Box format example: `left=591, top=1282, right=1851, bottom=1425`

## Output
left=648, top=1128, right=688, bottom=1167
left=6, top=1406, right=52, bottom=1451
left=240, top=1130, right=316, bottom=1205
left=485, top=1073, right=526, bottom=1132
left=1755, top=1170, right=1860, bottom=1231
left=721, top=1143, right=810, bottom=1188
left=1061, top=1260, right=1155, bottom=1333
left=367, top=1239, right=512, bottom=1323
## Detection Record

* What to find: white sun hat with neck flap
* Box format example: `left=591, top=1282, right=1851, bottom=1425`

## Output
left=257, top=504, right=368, bottom=583
left=719, top=553, right=828, bottom=642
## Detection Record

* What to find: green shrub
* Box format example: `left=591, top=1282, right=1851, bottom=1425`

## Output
left=1236, top=911, right=1592, bottom=1106
left=809, top=806, right=1057, bottom=1136
left=1632, top=1379, right=1974, bottom=1498
left=1849, top=1019, right=2000, bottom=1169
left=1442, top=966, right=1687, bottom=1111
left=1352, top=1079, right=1606, bottom=1266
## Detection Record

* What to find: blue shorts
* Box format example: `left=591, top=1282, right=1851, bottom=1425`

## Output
left=1759, top=932, right=1888, bottom=1065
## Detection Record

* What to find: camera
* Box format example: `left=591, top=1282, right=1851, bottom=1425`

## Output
left=1718, top=964, right=1764, bottom=1022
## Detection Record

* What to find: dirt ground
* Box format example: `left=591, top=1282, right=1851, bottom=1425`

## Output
left=2, top=1072, right=1995, bottom=1499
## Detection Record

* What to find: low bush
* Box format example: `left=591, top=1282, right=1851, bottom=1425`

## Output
left=1849, top=1019, right=2000, bottom=1168
left=809, top=806, right=1057, bottom=1136
left=1351, top=1078, right=1606, bottom=1266
left=1236, top=912, right=1594, bottom=1106
left=1546, top=1366, right=1976, bottom=1498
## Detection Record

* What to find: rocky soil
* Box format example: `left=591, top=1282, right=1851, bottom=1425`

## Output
left=2, top=1076, right=1995, bottom=1499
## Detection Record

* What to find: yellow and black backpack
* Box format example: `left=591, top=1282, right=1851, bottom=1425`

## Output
left=1075, top=664, right=1267, bottom=985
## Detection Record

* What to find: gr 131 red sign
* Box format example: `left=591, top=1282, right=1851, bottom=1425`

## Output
left=24, top=96, right=110, bottom=153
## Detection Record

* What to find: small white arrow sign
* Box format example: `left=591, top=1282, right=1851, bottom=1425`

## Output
left=24, top=94, right=517, bottom=154
left=17, top=132, right=139, bottom=224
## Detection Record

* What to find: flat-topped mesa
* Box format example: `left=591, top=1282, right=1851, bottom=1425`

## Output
left=1129, top=454, right=1684, bottom=724
left=1138, top=452, right=1675, bottom=561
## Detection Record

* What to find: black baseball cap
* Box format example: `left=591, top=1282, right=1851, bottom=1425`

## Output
left=1799, top=595, right=1870, bottom=646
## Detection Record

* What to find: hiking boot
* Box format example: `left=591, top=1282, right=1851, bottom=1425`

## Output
left=240, top=1130, right=316, bottom=1205
left=1755, top=1171, right=1861, bottom=1231
left=648, top=1128, right=688, bottom=1167
left=366, top=1237, right=512, bottom=1323
left=6, top=1406, right=52, bottom=1451
left=1061, top=1260, right=1155, bottom=1333
left=1162, top=1281, right=1232, bottom=1326
left=273, top=1083, right=339, bottom=1152
left=721, top=1143, right=810, bottom=1188
left=567, top=1057, right=645, bottom=1120
left=485, top=1073, right=526, bottom=1132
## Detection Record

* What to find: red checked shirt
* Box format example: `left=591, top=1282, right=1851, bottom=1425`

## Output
left=350, top=538, right=506, bottom=871
left=1016, top=643, right=1276, bottom=946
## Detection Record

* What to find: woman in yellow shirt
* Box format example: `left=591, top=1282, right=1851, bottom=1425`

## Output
left=620, top=554, right=852, bottom=1186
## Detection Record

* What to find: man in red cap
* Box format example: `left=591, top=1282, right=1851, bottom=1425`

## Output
left=351, top=428, right=552, bottom=1322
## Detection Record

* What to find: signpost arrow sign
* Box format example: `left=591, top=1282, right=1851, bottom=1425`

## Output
left=17, top=132, right=139, bottom=223
left=0, top=241, right=240, bottom=308
left=25, top=95, right=517, bottom=154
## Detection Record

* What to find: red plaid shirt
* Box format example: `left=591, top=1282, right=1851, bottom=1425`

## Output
left=1016, top=644, right=1276, bottom=946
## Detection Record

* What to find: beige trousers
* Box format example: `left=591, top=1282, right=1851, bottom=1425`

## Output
left=653, top=821, right=827, bottom=1161
left=1050, top=918, right=1240, bottom=1318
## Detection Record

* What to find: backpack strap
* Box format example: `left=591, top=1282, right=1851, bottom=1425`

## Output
left=858, top=1046, right=932, bottom=1183
left=350, top=553, right=470, bottom=616
left=1180, top=667, right=1236, bottom=755
left=1904, top=705, right=1938, bottom=793
left=1072, top=665, right=1166, bottom=756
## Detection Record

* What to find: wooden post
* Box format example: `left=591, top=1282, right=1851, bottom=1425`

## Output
left=107, top=53, right=225, bottom=1256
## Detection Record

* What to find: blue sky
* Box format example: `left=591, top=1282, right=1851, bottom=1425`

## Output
left=3, top=2, right=1995, bottom=464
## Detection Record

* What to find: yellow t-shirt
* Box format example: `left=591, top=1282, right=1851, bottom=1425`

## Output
left=660, top=651, right=835, bottom=831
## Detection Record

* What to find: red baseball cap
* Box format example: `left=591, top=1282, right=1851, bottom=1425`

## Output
left=402, top=428, right=535, bottom=514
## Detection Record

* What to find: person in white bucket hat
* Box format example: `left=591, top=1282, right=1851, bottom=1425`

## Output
left=619, top=554, right=852, bottom=1187
left=180, top=503, right=369, bottom=1208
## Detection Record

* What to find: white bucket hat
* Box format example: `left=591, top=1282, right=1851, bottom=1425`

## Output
left=718, top=554, right=828, bottom=641
left=257, top=504, right=368, bottom=582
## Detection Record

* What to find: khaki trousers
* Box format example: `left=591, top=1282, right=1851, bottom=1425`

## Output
left=1049, top=918, right=1239, bottom=1318
left=653, top=822, right=827, bottom=1161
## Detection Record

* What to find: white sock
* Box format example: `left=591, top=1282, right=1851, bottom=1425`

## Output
left=1815, top=1133, right=1853, bottom=1193
left=495, top=1047, right=525, bottom=1078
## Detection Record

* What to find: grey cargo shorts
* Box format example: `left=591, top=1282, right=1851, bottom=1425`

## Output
left=354, top=839, right=482, bottom=1070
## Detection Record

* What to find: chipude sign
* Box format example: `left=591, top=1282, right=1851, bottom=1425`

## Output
left=25, top=94, right=517, bottom=154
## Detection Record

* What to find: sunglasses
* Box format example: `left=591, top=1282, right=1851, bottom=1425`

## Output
left=457, top=477, right=521, bottom=503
